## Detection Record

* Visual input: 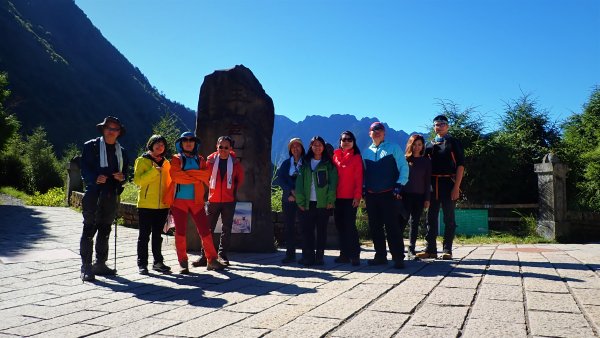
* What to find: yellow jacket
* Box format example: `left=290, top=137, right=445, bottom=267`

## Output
left=133, top=154, right=172, bottom=209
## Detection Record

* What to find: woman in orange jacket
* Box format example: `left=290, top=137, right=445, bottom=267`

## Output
left=164, top=132, right=226, bottom=273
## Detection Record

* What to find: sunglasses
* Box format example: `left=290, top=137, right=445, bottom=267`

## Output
left=182, top=138, right=195, bottom=142
left=219, top=146, right=230, bottom=150
left=434, top=123, right=448, bottom=127
left=105, top=127, right=120, bottom=132
left=341, top=138, right=353, bottom=142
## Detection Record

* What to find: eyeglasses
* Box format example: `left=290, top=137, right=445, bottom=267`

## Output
left=218, top=146, right=230, bottom=150
left=182, top=138, right=195, bottom=142
left=341, top=138, right=353, bottom=142
left=105, top=127, right=120, bottom=132
left=434, top=123, right=448, bottom=127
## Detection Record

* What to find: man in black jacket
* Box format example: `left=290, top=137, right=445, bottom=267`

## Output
left=79, top=116, right=129, bottom=281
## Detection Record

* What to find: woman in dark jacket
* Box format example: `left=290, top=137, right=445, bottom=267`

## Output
left=402, top=134, right=431, bottom=257
left=275, top=138, right=305, bottom=263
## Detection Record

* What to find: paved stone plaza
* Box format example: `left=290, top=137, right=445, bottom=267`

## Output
left=0, top=203, right=599, bottom=337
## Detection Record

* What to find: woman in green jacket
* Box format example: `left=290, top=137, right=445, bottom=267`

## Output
left=133, top=135, right=172, bottom=275
left=295, top=136, right=338, bottom=266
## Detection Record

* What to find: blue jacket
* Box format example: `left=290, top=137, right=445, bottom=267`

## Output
left=362, top=140, right=408, bottom=193
left=274, top=157, right=300, bottom=202
left=81, top=137, right=129, bottom=194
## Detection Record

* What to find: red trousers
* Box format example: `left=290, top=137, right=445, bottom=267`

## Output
left=170, top=199, right=217, bottom=263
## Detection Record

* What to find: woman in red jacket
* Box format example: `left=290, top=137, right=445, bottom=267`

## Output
left=332, top=131, right=363, bottom=266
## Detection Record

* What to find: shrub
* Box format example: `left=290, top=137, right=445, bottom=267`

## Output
left=119, top=182, right=139, bottom=204
left=28, top=187, right=66, bottom=207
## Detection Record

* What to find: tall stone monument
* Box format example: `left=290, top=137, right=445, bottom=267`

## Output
left=195, top=65, right=275, bottom=252
left=534, top=153, right=569, bottom=241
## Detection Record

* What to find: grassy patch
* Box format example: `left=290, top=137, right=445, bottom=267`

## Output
left=0, top=186, right=66, bottom=207
left=454, top=232, right=554, bottom=244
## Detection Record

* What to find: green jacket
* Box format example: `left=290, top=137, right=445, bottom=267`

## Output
left=295, top=158, right=338, bottom=209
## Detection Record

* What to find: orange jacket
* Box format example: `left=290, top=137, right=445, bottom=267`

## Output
left=206, top=151, right=244, bottom=203
left=164, top=154, right=210, bottom=206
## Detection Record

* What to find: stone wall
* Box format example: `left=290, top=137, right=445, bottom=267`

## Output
left=70, top=191, right=139, bottom=227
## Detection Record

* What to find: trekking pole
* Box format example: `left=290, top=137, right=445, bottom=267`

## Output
left=114, top=196, right=120, bottom=272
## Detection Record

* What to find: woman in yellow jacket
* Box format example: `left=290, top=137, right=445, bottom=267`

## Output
left=133, top=135, right=172, bottom=275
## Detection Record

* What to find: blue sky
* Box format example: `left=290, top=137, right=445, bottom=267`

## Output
left=75, top=0, right=599, bottom=133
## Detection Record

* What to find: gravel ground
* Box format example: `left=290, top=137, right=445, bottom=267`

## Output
left=0, top=193, right=25, bottom=206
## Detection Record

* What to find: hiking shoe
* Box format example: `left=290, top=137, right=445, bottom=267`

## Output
left=152, top=262, right=171, bottom=273
left=415, top=252, right=437, bottom=259
left=334, top=256, right=350, bottom=263
left=367, top=257, right=388, bottom=266
left=281, top=255, right=296, bottom=264
left=218, top=254, right=230, bottom=266
left=191, top=256, right=207, bottom=267
left=80, top=265, right=95, bottom=282
left=207, top=259, right=226, bottom=271
left=92, top=263, right=117, bottom=276
left=139, top=267, right=149, bottom=275
left=440, top=253, right=453, bottom=260
left=179, top=261, right=190, bottom=274
left=351, top=258, right=360, bottom=266
left=393, top=260, right=405, bottom=269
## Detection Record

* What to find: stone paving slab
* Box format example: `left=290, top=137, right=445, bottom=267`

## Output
left=1, top=204, right=600, bottom=337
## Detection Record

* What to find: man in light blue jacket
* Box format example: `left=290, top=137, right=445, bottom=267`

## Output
left=362, top=121, right=409, bottom=269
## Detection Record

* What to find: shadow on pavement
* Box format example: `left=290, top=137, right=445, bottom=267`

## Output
left=0, top=205, right=51, bottom=259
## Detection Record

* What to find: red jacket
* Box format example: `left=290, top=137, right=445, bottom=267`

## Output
left=206, top=151, right=244, bottom=203
left=333, top=148, right=363, bottom=200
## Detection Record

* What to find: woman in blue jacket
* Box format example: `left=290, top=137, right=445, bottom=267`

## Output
left=275, top=138, right=305, bottom=264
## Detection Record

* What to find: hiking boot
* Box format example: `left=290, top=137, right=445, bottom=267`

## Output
left=80, top=265, right=95, bottom=282
left=367, top=257, right=388, bottom=266
left=281, top=255, right=296, bottom=264
left=179, top=261, right=190, bottom=274
left=218, top=253, right=230, bottom=266
left=393, top=260, right=405, bottom=269
left=207, top=259, right=226, bottom=271
left=440, top=252, right=453, bottom=260
left=191, top=256, right=207, bottom=267
left=152, top=262, right=171, bottom=273
left=334, top=256, right=350, bottom=263
left=139, top=267, right=149, bottom=275
left=92, top=262, right=117, bottom=276
left=351, top=258, right=360, bottom=266
left=415, top=251, right=437, bottom=259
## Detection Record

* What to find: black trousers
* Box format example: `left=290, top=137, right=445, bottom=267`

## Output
left=282, top=200, right=299, bottom=257
left=206, top=202, right=236, bottom=256
left=300, top=202, right=329, bottom=262
left=137, top=208, right=169, bottom=267
left=365, top=191, right=405, bottom=261
left=80, top=189, right=118, bottom=266
left=403, top=192, right=426, bottom=251
left=334, top=198, right=361, bottom=259
left=426, top=177, right=457, bottom=254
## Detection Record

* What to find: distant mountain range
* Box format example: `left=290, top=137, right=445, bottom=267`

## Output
left=0, top=0, right=414, bottom=164
left=272, top=114, right=411, bottom=166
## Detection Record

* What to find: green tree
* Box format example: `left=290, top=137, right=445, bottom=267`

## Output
left=0, top=73, right=19, bottom=152
left=23, top=127, right=64, bottom=193
left=151, top=111, right=182, bottom=159
left=492, top=95, right=560, bottom=203
left=559, top=87, right=600, bottom=210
